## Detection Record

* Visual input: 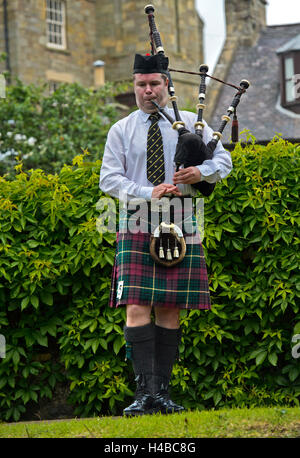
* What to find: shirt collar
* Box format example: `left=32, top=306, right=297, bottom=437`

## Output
left=138, top=106, right=170, bottom=123
left=139, top=110, right=151, bottom=123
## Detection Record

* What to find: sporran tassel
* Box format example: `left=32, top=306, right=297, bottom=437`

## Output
left=159, top=237, right=165, bottom=258
left=166, top=239, right=172, bottom=261
left=173, top=240, right=179, bottom=258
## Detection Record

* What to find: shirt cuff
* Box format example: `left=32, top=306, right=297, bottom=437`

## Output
left=137, top=185, right=153, bottom=201
left=196, top=165, right=221, bottom=183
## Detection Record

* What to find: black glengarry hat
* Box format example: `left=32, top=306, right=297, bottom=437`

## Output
left=133, top=53, right=169, bottom=75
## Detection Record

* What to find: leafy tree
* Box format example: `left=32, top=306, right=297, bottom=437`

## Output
left=0, top=79, right=131, bottom=177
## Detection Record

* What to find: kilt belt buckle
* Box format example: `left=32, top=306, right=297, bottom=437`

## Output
left=150, top=222, right=186, bottom=267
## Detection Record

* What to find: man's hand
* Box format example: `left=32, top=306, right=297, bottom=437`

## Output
left=173, top=166, right=201, bottom=185
left=151, top=183, right=183, bottom=199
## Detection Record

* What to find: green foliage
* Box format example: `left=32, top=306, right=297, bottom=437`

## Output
left=171, top=135, right=300, bottom=410
left=0, top=151, right=127, bottom=420
left=0, top=79, right=131, bottom=177
left=0, top=136, right=299, bottom=421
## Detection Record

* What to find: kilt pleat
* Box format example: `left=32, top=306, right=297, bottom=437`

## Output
left=109, top=208, right=211, bottom=310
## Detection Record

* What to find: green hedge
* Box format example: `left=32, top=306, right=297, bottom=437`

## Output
left=0, top=138, right=300, bottom=421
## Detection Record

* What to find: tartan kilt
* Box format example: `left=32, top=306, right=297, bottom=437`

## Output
left=109, top=204, right=211, bottom=310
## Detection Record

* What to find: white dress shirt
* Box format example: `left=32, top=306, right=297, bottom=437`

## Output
left=99, top=107, right=232, bottom=201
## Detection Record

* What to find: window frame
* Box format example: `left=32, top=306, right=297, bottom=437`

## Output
left=280, top=51, right=300, bottom=112
left=46, top=0, right=67, bottom=50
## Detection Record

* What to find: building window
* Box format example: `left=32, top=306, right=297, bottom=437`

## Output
left=46, top=0, right=66, bottom=49
left=284, top=56, right=295, bottom=102
left=277, top=34, right=300, bottom=113
left=280, top=52, right=300, bottom=113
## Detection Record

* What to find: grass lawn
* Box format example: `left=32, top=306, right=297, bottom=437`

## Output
left=0, top=406, right=300, bottom=438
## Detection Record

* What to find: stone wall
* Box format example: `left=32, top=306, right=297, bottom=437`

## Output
left=95, top=0, right=204, bottom=106
left=0, top=0, right=203, bottom=105
left=0, top=0, right=97, bottom=87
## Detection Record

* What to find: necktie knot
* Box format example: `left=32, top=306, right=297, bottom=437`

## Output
left=149, top=112, right=160, bottom=123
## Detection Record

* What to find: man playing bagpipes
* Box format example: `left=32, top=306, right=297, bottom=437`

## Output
left=99, top=56, right=233, bottom=416
left=99, top=5, right=250, bottom=416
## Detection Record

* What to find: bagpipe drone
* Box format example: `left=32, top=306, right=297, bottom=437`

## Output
left=143, top=4, right=250, bottom=266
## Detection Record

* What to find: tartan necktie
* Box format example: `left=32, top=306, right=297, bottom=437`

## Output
left=147, top=112, right=165, bottom=185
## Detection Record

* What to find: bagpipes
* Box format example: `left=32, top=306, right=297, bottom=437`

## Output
left=144, top=4, right=250, bottom=197
left=144, top=4, right=250, bottom=267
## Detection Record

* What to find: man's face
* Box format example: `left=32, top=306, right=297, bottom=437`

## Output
left=134, top=73, right=169, bottom=113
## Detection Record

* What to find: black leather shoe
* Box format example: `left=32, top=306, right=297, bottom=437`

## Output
left=152, top=389, right=185, bottom=415
left=123, top=374, right=155, bottom=416
left=123, top=392, right=154, bottom=416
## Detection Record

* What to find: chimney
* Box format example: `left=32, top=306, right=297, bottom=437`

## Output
left=93, top=60, right=105, bottom=88
left=225, top=0, right=267, bottom=47
left=205, top=0, right=267, bottom=122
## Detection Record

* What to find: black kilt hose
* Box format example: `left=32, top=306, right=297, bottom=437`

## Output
left=109, top=197, right=211, bottom=310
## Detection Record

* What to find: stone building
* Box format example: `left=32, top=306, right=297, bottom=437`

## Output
left=0, top=0, right=97, bottom=90
left=0, top=0, right=204, bottom=105
left=206, top=0, right=300, bottom=144
left=2, top=0, right=299, bottom=142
